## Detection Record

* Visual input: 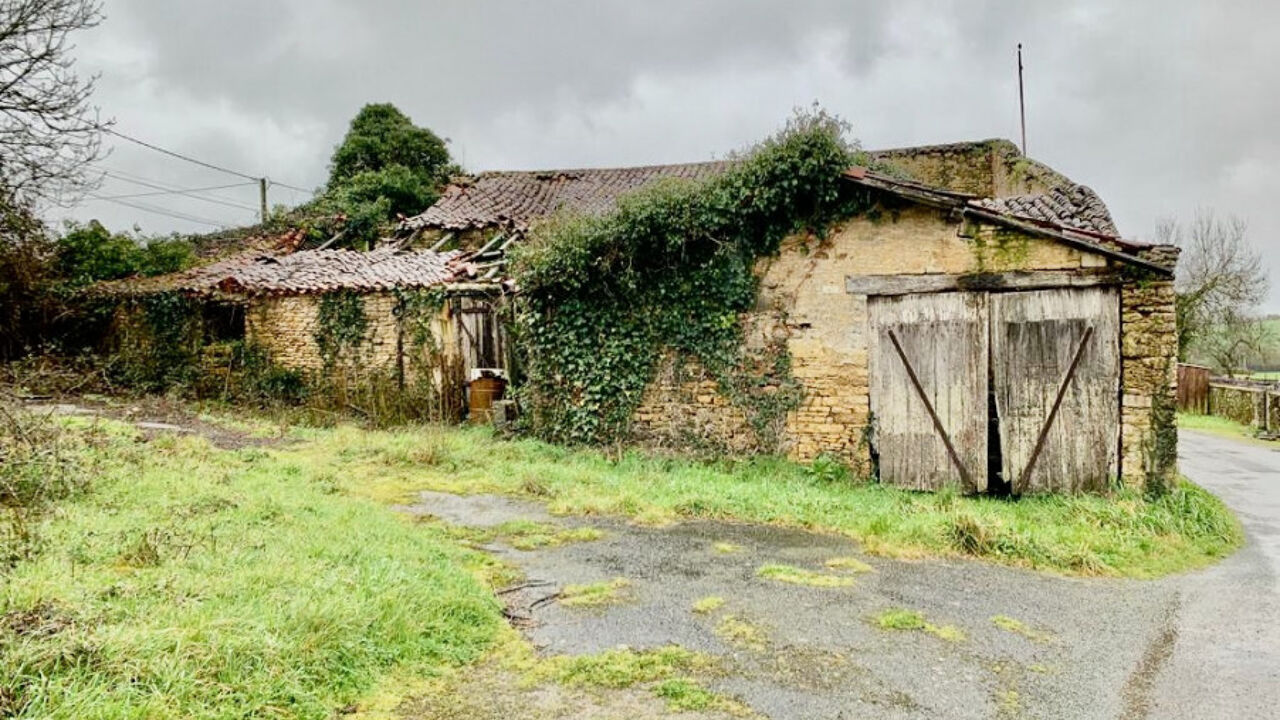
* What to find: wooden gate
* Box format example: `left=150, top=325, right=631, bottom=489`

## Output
left=869, top=287, right=1120, bottom=494
left=869, top=292, right=989, bottom=492
left=990, top=288, right=1120, bottom=494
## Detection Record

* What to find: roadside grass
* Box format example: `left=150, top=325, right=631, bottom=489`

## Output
left=824, top=556, right=875, bottom=573
left=1178, top=412, right=1275, bottom=447
left=0, top=417, right=503, bottom=720
left=311, top=424, right=1242, bottom=579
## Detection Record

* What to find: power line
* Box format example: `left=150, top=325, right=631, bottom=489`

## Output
left=105, top=128, right=260, bottom=181
left=87, top=193, right=243, bottom=228
left=101, top=172, right=259, bottom=212
left=94, top=181, right=256, bottom=202
left=103, top=128, right=316, bottom=196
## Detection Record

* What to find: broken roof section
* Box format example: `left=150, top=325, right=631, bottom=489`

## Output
left=100, top=247, right=466, bottom=298
left=402, top=137, right=1170, bottom=273
left=402, top=160, right=735, bottom=233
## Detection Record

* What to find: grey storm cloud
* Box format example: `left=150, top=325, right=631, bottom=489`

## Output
left=63, top=0, right=1280, bottom=310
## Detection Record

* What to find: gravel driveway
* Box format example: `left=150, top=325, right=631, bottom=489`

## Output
left=400, top=429, right=1279, bottom=720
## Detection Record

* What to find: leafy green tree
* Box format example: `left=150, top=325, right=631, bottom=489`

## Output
left=320, top=104, right=456, bottom=248
left=55, top=220, right=194, bottom=287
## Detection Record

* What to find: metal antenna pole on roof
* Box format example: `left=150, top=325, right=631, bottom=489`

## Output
left=1017, top=43, right=1027, bottom=156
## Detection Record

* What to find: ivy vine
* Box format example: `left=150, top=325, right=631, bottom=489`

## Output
left=315, top=291, right=368, bottom=368
left=510, top=108, right=876, bottom=446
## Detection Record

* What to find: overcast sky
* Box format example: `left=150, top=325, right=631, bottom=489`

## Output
left=59, top=1, right=1280, bottom=311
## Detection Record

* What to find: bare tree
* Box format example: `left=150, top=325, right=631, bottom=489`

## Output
left=1155, top=211, right=1270, bottom=362
left=1198, top=314, right=1274, bottom=378
left=0, top=0, right=108, bottom=207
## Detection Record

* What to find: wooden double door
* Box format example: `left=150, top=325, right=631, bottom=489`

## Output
left=868, top=287, right=1120, bottom=494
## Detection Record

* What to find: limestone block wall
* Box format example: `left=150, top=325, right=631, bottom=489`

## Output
left=1118, top=281, right=1179, bottom=488
left=245, top=292, right=400, bottom=374
left=631, top=205, right=1119, bottom=471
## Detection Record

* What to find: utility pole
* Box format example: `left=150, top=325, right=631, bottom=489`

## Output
left=1017, top=43, right=1027, bottom=156
left=259, top=178, right=269, bottom=224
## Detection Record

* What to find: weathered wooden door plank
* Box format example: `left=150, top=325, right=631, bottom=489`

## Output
left=869, top=292, right=988, bottom=492
left=991, top=288, right=1120, bottom=494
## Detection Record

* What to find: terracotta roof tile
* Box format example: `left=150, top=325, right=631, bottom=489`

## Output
left=103, top=247, right=465, bottom=297
left=403, top=161, right=735, bottom=232
left=971, top=184, right=1119, bottom=237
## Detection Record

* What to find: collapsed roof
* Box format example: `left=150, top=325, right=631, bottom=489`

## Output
left=98, top=246, right=466, bottom=298
left=399, top=138, right=1172, bottom=275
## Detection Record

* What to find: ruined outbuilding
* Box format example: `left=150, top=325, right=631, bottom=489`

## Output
left=403, top=139, right=1179, bottom=492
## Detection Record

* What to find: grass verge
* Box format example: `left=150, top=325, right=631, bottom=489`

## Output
left=0, top=416, right=503, bottom=719
left=316, top=424, right=1242, bottom=579
left=1178, top=412, right=1275, bottom=447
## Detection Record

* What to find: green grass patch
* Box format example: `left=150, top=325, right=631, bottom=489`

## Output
left=874, top=608, right=965, bottom=642
left=712, top=541, right=742, bottom=553
left=692, top=595, right=726, bottom=614
left=446, top=520, right=604, bottom=551
left=527, top=644, right=711, bottom=689
left=991, top=615, right=1054, bottom=643
left=559, top=577, right=630, bottom=607
left=653, top=677, right=745, bottom=713
left=296, top=423, right=1241, bottom=579
left=756, top=563, right=855, bottom=588
left=1178, top=412, right=1274, bottom=447
left=0, top=419, right=503, bottom=719
left=715, top=614, right=768, bottom=651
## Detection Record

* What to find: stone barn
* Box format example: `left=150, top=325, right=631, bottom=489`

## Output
left=402, top=139, right=1179, bottom=493
left=103, top=245, right=511, bottom=415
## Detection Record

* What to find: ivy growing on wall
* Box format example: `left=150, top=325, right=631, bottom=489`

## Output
left=510, top=108, right=876, bottom=446
left=315, top=291, right=368, bottom=368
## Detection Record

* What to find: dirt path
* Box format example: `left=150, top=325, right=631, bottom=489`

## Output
left=401, top=491, right=1180, bottom=720
left=16, top=396, right=285, bottom=449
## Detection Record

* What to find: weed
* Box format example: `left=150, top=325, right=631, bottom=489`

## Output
left=652, top=677, right=746, bottom=713
left=529, top=645, right=710, bottom=689
left=991, top=615, right=1054, bottom=643
left=692, top=596, right=726, bottom=614
left=824, top=556, right=874, bottom=573
left=716, top=614, right=768, bottom=651
left=713, top=541, right=741, bottom=553
left=874, top=608, right=965, bottom=642
left=757, top=563, right=854, bottom=588
left=559, top=578, right=630, bottom=607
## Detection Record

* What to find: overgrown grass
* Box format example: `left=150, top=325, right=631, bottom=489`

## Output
left=0, top=417, right=503, bottom=719
left=313, top=424, right=1242, bottom=579
left=1178, top=411, right=1274, bottom=446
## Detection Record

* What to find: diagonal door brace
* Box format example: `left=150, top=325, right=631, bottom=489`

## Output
left=886, top=329, right=975, bottom=490
left=1016, top=326, right=1095, bottom=492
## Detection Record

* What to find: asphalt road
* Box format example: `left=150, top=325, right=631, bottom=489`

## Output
left=1150, top=430, right=1280, bottom=719
left=401, top=430, right=1280, bottom=720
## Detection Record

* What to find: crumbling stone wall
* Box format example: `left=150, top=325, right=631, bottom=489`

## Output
left=1119, top=281, right=1179, bottom=489
left=245, top=292, right=399, bottom=373
left=632, top=205, right=1116, bottom=467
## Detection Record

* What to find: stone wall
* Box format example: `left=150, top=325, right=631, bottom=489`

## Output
left=631, top=205, right=1132, bottom=471
left=245, top=292, right=401, bottom=374
left=1118, top=281, right=1179, bottom=489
